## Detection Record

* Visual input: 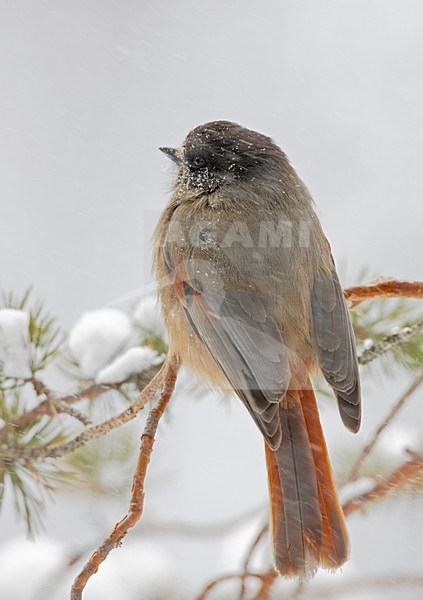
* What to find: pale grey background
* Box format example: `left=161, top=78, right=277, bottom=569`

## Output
left=1, top=2, right=422, bottom=599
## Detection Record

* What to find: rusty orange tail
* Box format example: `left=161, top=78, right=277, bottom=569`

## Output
left=265, top=379, right=349, bottom=577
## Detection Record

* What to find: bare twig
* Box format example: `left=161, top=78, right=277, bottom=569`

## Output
left=344, top=279, right=423, bottom=307
left=52, top=400, right=92, bottom=426
left=1, top=365, right=165, bottom=460
left=70, top=358, right=179, bottom=600
left=346, top=370, right=423, bottom=484
left=252, top=568, right=278, bottom=600
left=196, top=571, right=271, bottom=600
left=358, top=320, right=423, bottom=365
left=343, top=453, right=423, bottom=516
left=239, top=521, right=269, bottom=599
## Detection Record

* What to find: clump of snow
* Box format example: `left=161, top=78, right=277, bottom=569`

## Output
left=133, top=295, right=165, bottom=339
left=96, top=346, right=162, bottom=384
left=0, top=309, right=32, bottom=378
left=68, top=309, right=132, bottom=379
left=362, top=338, right=374, bottom=350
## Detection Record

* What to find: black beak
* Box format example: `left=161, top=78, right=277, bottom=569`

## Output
left=159, top=147, right=184, bottom=165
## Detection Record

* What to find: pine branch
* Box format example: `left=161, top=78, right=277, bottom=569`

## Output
left=1, top=366, right=165, bottom=461
left=1, top=277, right=423, bottom=596
left=0, top=380, right=105, bottom=435
left=0, top=370, right=161, bottom=438
left=358, top=320, right=423, bottom=365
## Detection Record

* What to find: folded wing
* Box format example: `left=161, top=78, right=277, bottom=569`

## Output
left=310, top=266, right=361, bottom=432
left=169, top=250, right=290, bottom=449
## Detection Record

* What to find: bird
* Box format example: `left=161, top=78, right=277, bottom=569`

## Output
left=154, top=120, right=361, bottom=577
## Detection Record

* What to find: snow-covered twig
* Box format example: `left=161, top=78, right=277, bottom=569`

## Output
left=358, top=320, right=423, bottom=365
left=69, top=357, right=179, bottom=600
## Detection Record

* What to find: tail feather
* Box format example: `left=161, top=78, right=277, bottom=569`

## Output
left=265, top=380, right=349, bottom=577
left=278, top=403, right=322, bottom=572
left=301, top=385, right=349, bottom=568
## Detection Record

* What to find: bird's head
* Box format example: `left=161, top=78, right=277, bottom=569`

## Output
left=160, top=120, right=286, bottom=194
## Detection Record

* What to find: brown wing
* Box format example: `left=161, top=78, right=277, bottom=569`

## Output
left=310, top=266, right=361, bottom=432
left=169, top=251, right=290, bottom=450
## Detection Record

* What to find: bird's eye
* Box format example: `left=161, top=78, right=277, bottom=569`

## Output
left=191, top=155, right=206, bottom=168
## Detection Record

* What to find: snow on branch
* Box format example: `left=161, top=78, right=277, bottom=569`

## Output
left=96, top=346, right=162, bottom=384
left=358, top=319, right=423, bottom=365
